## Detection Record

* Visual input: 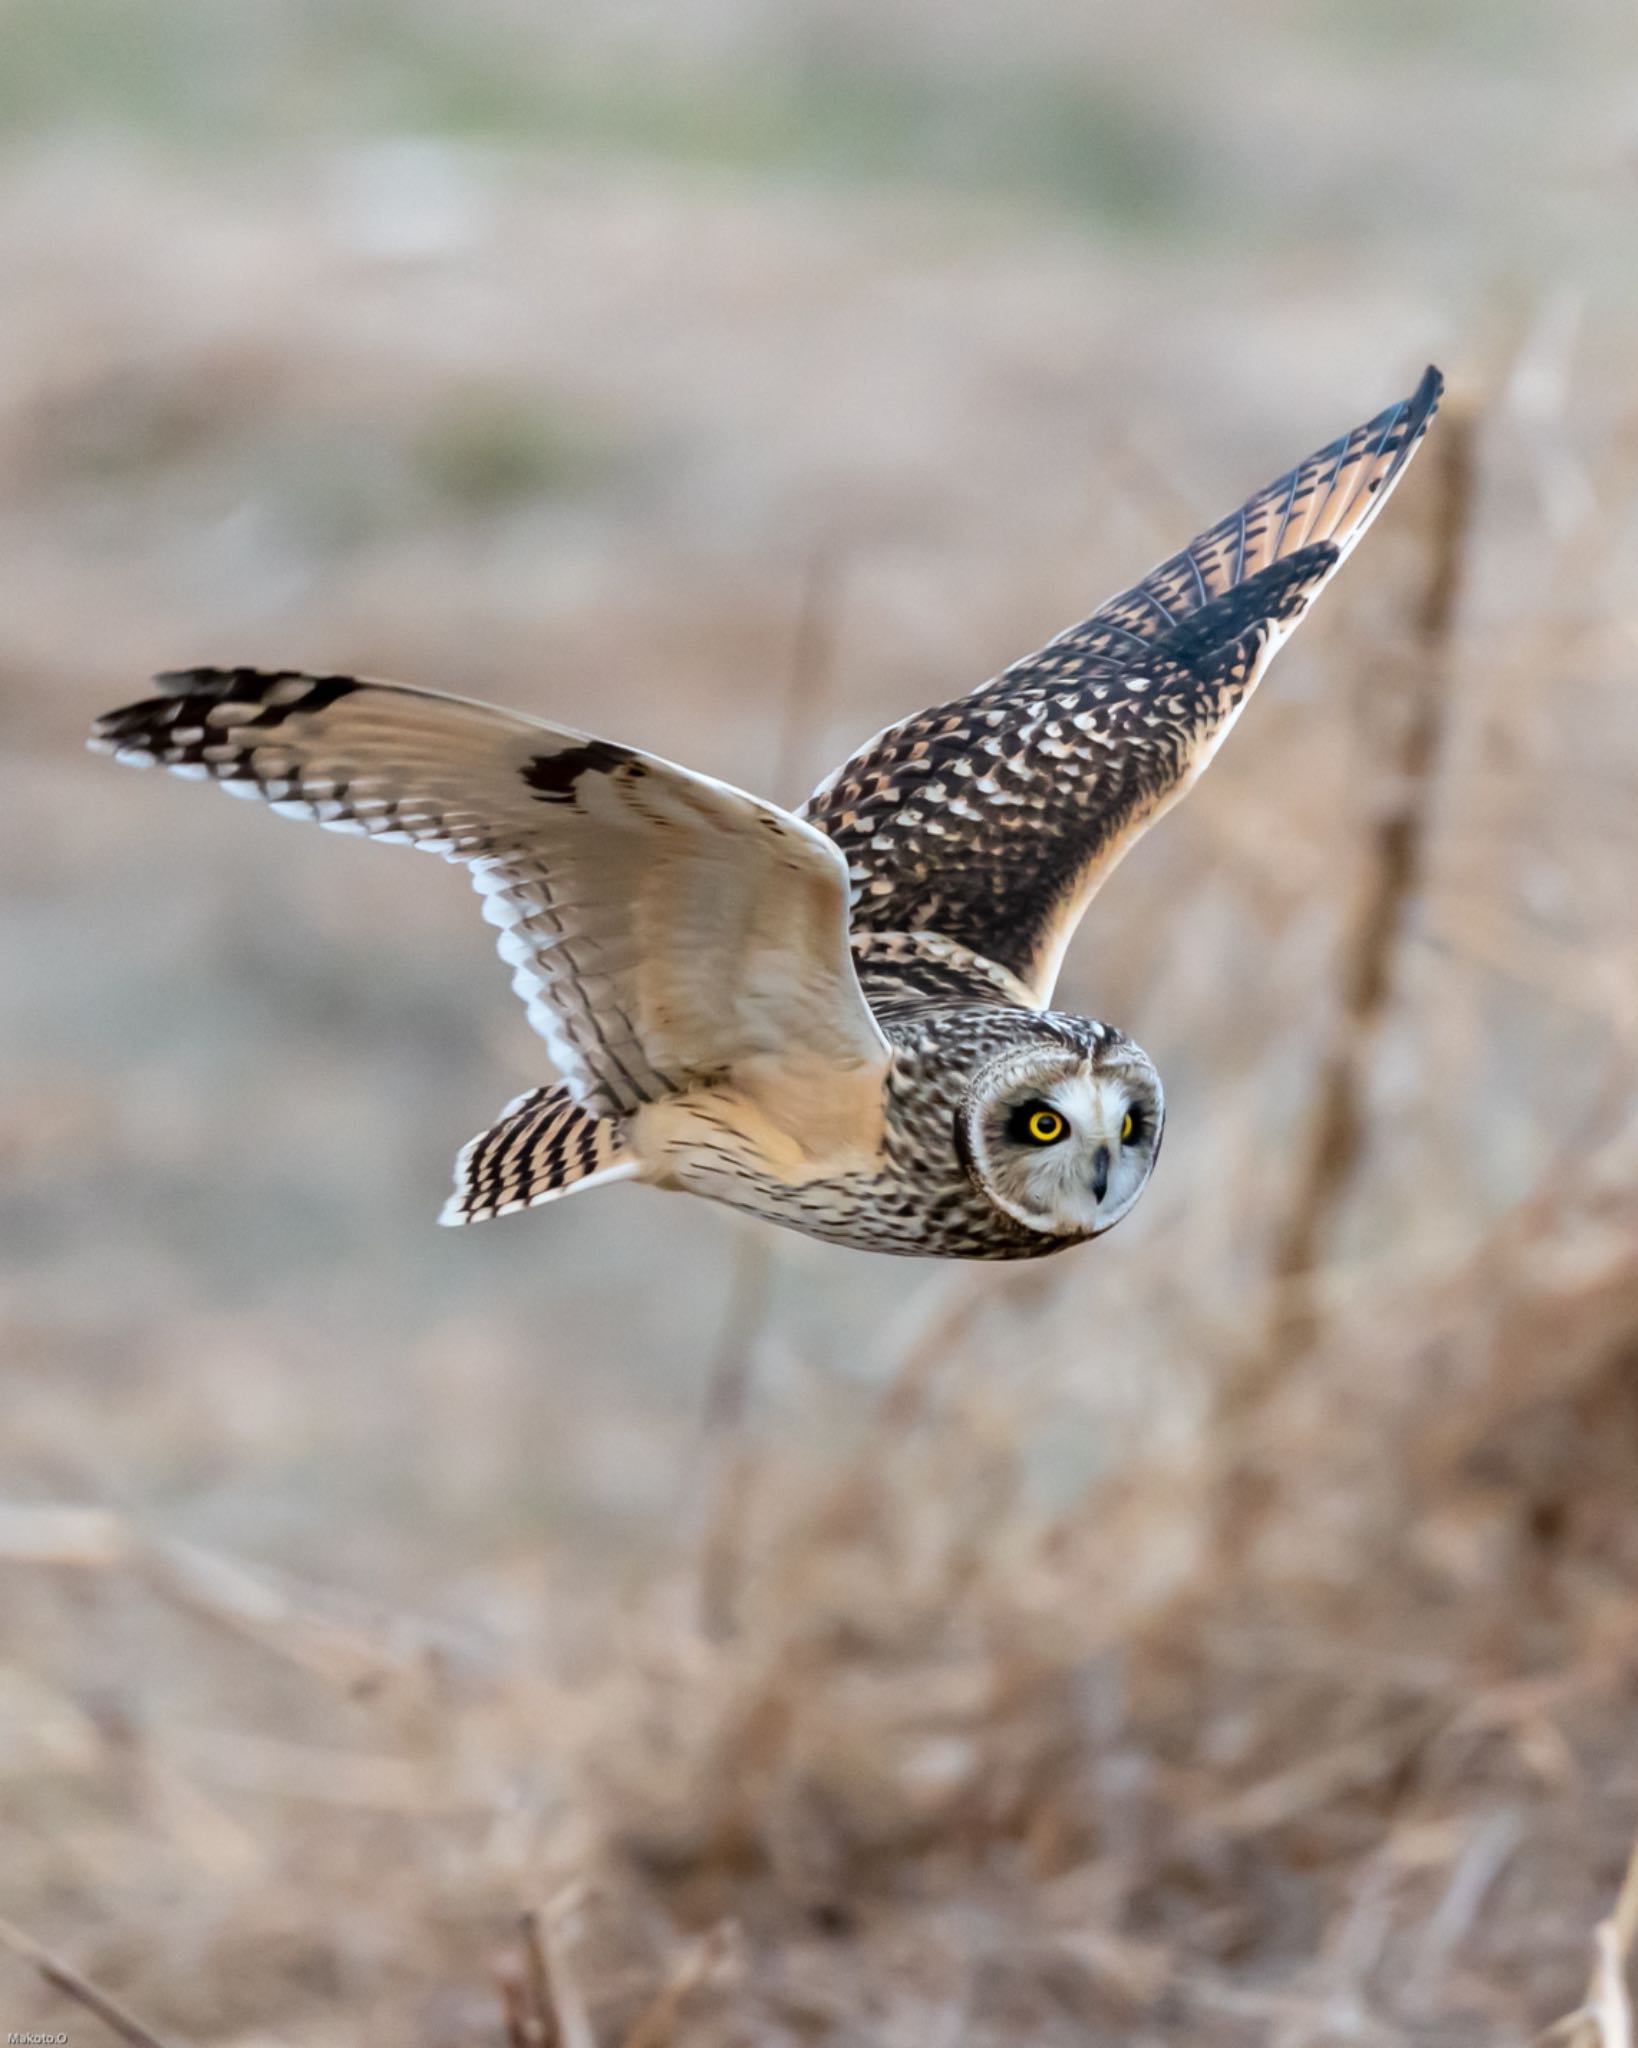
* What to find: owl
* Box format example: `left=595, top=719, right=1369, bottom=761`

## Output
left=91, top=368, right=1441, bottom=1260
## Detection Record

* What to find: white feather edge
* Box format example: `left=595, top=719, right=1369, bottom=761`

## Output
left=438, top=1153, right=641, bottom=1227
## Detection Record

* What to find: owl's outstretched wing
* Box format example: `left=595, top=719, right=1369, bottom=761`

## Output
left=91, top=670, right=889, bottom=1138
left=805, top=367, right=1443, bottom=1004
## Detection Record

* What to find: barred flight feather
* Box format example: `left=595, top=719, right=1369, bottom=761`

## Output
left=441, top=1084, right=636, bottom=1226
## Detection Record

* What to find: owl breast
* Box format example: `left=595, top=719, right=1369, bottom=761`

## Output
left=631, top=998, right=1088, bottom=1261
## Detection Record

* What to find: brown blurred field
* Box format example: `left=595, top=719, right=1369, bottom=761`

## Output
left=3, top=4, right=1638, bottom=2043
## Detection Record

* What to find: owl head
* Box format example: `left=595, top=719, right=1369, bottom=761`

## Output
left=958, top=1030, right=1164, bottom=1239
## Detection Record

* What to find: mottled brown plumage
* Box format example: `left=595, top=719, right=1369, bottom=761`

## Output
left=807, top=366, right=1443, bottom=1001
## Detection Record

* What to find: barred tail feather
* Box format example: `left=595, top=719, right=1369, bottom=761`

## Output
left=440, top=1084, right=637, bottom=1226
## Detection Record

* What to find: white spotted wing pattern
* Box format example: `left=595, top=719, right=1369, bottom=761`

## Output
left=806, top=367, right=1443, bottom=1001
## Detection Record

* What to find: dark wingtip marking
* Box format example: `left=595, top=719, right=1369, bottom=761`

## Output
left=152, top=668, right=364, bottom=721
left=1155, top=540, right=1336, bottom=666
left=1398, top=365, right=1444, bottom=467
left=91, top=667, right=370, bottom=759
left=521, top=738, right=641, bottom=802
left=1361, top=365, right=1443, bottom=480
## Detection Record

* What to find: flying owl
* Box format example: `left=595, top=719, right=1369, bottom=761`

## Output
left=90, top=368, right=1441, bottom=1260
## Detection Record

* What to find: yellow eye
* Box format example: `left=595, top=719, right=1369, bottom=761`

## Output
left=1121, top=1111, right=1135, bottom=1143
left=1027, top=1109, right=1065, bottom=1144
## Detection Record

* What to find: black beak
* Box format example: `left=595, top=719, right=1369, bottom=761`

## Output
left=1090, top=1145, right=1111, bottom=1204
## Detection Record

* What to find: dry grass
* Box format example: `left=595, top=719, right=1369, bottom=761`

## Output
left=3, top=7, right=1638, bottom=2041
left=3, top=1112, right=1638, bottom=2044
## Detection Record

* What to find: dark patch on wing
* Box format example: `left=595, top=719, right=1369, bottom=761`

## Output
left=804, top=548, right=1338, bottom=986
left=153, top=668, right=364, bottom=724
left=806, top=374, right=1441, bottom=999
left=521, top=739, right=642, bottom=802
left=1153, top=543, right=1334, bottom=667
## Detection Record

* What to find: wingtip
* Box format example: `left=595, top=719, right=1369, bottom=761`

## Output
left=86, top=715, right=156, bottom=764
left=1367, top=364, right=1443, bottom=490
left=87, top=671, right=219, bottom=753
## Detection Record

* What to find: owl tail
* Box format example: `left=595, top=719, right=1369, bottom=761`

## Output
left=440, top=1084, right=638, bottom=1226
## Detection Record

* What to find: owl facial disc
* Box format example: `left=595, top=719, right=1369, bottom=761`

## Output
left=960, top=1036, right=1164, bottom=1239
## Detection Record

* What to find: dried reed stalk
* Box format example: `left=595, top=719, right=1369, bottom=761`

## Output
left=1537, top=1834, right=1638, bottom=2047
left=1247, top=390, right=1480, bottom=1404
left=692, top=543, right=844, bottom=1637
left=618, top=1925, right=736, bottom=2048
left=771, top=542, right=845, bottom=802
left=694, top=1221, right=775, bottom=1638
left=802, top=1264, right=995, bottom=1548
left=0, top=1913, right=179, bottom=2048
left=496, top=1910, right=596, bottom=2048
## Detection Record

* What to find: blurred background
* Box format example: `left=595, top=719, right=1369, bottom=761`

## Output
left=3, top=2, right=1638, bottom=2042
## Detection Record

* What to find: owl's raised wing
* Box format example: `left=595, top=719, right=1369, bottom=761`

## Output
left=91, top=670, right=889, bottom=1141
left=806, top=367, right=1443, bottom=1004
